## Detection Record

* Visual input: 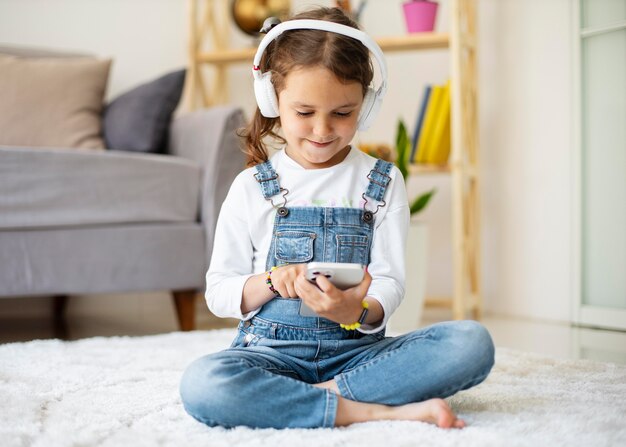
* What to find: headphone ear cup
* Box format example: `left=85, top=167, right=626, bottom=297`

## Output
left=357, top=88, right=380, bottom=131
left=254, top=72, right=280, bottom=118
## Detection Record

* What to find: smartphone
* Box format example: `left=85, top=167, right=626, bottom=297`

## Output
left=305, top=262, right=365, bottom=289
left=300, top=262, right=365, bottom=317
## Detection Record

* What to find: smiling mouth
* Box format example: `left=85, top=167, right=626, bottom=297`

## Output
left=307, top=139, right=335, bottom=148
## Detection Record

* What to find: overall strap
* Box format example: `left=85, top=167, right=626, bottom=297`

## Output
left=364, top=159, right=393, bottom=202
left=254, top=160, right=281, bottom=199
left=361, top=159, right=393, bottom=222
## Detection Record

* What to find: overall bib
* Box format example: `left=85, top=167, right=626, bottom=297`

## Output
left=180, top=159, right=495, bottom=429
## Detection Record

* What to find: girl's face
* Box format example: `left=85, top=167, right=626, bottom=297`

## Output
left=277, top=66, right=363, bottom=169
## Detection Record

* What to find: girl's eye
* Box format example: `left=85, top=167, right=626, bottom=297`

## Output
left=295, top=110, right=353, bottom=118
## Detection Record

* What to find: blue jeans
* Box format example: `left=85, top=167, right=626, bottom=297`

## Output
left=180, top=299, right=494, bottom=429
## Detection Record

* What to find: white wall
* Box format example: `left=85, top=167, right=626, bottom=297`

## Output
left=479, top=0, right=573, bottom=322
left=0, top=0, right=575, bottom=323
left=0, top=0, right=189, bottom=100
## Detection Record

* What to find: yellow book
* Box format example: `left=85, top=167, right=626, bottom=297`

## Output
left=428, top=81, right=451, bottom=164
left=432, top=114, right=451, bottom=164
left=415, top=85, right=443, bottom=164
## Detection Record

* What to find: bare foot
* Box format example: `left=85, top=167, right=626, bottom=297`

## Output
left=386, top=398, right=466, bottom=429
left=313, top=379, right=465, bottom=429
left=334, top=395, right=465, bottom=429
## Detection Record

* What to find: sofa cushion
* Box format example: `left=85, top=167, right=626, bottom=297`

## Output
left=103, top=70, right=186, bottom=153
left=0, top=146, right=201, bottom=229
left=0, top=54, right=110, bottom=149
left=0, top=44, right=92, bottom=58
left=0, top=224, right=206, bottom=296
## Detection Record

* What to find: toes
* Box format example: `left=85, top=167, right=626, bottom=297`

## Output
left=430, top=399, right=465, bottom=429
left=453, top=418, right=466, bottom=429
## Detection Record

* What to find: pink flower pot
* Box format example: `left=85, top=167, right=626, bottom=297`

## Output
left=403, top=0, right=439, bottom=33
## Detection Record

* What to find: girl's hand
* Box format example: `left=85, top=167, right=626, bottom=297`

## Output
left=269, top=264, right=307, bottom=298
left=294, top=269, right=373, bottom=325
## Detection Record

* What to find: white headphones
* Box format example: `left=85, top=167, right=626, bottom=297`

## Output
left=252, top=19, right=388, bottom=131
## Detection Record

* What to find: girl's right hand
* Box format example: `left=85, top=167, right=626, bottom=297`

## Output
left=269, top=264, right=307, bottom=298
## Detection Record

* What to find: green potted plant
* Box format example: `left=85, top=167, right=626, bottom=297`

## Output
left=389, top=119, right=435, bottom=333
left=394, top=119, right=436, bottom=215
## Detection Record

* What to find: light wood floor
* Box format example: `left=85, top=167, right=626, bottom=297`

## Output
left=1, top=293, right=625, bottom=364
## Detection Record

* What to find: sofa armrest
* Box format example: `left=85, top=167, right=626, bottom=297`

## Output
left=168, top=106, right=246, bottom=268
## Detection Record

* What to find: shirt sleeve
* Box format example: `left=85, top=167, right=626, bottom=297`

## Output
left=204, top=171, right=259, bottom=321
left=358, top=166, right=410, bottom=334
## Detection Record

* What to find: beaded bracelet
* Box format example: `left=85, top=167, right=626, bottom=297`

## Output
left=340, top=300, right=369, bottom=330
left=266, top=266, right=280, bottom=296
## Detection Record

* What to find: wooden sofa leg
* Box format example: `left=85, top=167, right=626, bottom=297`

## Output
left=52, top=295, right=69, bottom=339
left=172, top=290, right=197, bottom=331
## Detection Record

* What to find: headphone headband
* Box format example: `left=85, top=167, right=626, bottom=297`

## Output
left=251, top=19, right=387, bottom=130
left=252, top=19, right=388, bottom=98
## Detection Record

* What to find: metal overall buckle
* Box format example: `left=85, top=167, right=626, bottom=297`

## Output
left=272, top=188, right=290, bottom=217
left=253, top=169, right=289, bottom=217
left=361, top=193, right=386, bottom=222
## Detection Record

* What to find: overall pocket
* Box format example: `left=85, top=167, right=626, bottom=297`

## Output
left=336, top=234, right=370, bottom=264
left=275, top=231, right=316, bottom=264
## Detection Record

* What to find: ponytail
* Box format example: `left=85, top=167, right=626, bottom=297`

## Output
left=239, top=109, right=285, bottom=167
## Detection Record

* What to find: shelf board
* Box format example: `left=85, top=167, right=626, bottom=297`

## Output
left=197, top=47, right=255, bottom=64
left=409, top=163, right=451, bottom=174
left=424, top=297, right=453, bottom=308
left=377, top=33, right=449, bottom=52
left=196, top=32, right=449, bottom=65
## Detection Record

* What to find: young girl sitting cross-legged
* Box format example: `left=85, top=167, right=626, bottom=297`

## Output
left=180, top=7, right=494, bottom=429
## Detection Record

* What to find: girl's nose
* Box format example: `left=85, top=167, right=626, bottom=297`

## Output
left=312, top=117, right=332, bottom=138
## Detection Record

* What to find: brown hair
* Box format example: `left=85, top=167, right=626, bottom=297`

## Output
left=240, top=7, right=374, bottom=167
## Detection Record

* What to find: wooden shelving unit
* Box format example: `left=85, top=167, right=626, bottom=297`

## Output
left=185, top=0, right=481, bottom=320
left=196, top=33, right=450, bottom=65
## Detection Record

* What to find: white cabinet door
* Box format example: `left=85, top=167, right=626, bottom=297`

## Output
left=573, top=0, right=626, bottom=330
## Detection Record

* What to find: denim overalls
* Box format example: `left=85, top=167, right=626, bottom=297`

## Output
left=180, top=158, right=495, bottom=429
left=250, top=157, right=390, bottom=336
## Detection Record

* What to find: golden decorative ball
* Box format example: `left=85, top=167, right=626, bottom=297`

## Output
left=231, top=0, right=291, bottom=36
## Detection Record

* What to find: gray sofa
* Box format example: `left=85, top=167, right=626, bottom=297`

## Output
left=0, top=106, right=245, bottom=333
left=0, top=45, right=246, bottom=333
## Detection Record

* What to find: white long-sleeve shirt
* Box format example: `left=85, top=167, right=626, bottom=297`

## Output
left=205, top=147, right=410, bottom=333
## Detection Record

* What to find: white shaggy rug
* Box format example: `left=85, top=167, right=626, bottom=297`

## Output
left=1, top=329, right=625, bottom=447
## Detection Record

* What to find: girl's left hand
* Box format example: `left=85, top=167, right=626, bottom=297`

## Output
left=294, top=269, right=372, bottom=325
